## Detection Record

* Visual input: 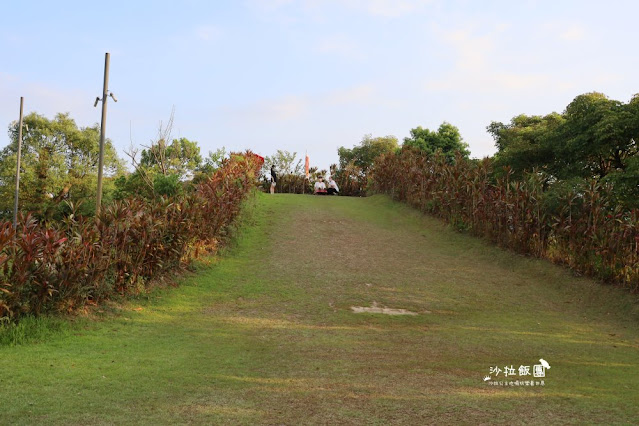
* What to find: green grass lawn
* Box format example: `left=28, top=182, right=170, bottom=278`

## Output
left=1, top=193, right=638, bottom=425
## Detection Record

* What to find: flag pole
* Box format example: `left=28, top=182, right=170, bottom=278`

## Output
left=304, top=150, right=310, bottom=194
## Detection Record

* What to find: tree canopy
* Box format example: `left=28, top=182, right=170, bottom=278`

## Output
left=488, top=92, right=639, bottom=207
left=402, top=122, right=469, bottom=161
left=139, top=137, right=203, bottom=180
left=0, top=112, right=124, bottom=218
left=115, top=136, right=209, bottom=199
left=487, top=113, right=564, bottom=177
left=264, top=149, right=302, bottom=176
left=489, top=92, right=639, bottom=179
left=558, top=92, right=639, bottom=179
left=337, top=134, right=399, bottom=172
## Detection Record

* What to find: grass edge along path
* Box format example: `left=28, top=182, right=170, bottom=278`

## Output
left=1, top=193, right=638, bottom=425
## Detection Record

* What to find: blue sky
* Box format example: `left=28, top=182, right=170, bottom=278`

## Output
left=1, top=0, right=638, bottom=170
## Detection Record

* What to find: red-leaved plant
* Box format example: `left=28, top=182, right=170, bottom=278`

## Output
left=371, top=147, right=638, bottom=290
left=0, top=152, right=261, bottom=320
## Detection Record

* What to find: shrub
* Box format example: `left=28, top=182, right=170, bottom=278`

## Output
left=0, top=152, right=261, bottom=320
left=371, top=147, right=639, bottom=290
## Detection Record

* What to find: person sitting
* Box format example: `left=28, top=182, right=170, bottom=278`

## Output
left=314, top=177, right=327, bottom=195
left=327, top=177, right=339, bottom=195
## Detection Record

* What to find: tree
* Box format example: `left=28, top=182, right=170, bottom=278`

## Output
left=192, top=147, right=228, bottom=184
left=337, top=134, right=399, bottom=172
left=487, top=92, right=639, bottom=208
left=487, top=113, right=564, bottom=177
left=263, top=150, right=302, bottom=176
left=118, top=112, right=206, bottom=199
left=489, top=92, right=639, bottom=180
left=334, top=135, right=397, bottom=197
left=601, top=156, right=639, bottom=208
left=139, top=137, right=202, bottom=180
left=557, top=92, right=638, bottom=179
left=0, top=112, right=124, bottom=218
left=403, top=122, right=469, bottom=161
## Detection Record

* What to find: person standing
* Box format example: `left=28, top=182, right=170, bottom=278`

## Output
left=270, top=165, right=278, bottom=194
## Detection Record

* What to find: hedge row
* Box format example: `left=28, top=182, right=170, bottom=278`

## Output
left=371, top=148, right=639, bottom=290
left=0, top=152, right=261, bottom=320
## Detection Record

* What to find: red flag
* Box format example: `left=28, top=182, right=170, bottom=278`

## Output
left=305, top=153, right=310, bottom=178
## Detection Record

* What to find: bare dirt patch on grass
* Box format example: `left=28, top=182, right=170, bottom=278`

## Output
left=350, top=303, right=419, bottom=316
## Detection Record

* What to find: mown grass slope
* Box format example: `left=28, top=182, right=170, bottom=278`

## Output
left=1, top=193, right=638, bottom=424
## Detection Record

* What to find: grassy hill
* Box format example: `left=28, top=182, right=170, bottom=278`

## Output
left=1, top=193, right=638, bottom=424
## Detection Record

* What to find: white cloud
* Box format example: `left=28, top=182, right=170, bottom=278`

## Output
left=540, top=21, right=587, bottom=42
left=251, top=0, right=295, bottom=9
left=266, top=96, right=309, bottom=120
left=0, top=72, right=18, bottom=86
left=323, top=85, right=375, bottom=105
left=246, top=0, right=435, bottom=20
left=0, top=74, right=93, bottom=119
left=423, top=22, right=613, bottom=98
left=194, top=25, right=223, bottom=42
left=442, top=28, right=496, bottom=71
left=424, top=26, right=559, bottom=95
left=244, top=0, right=301, bottom=23
left=353, top=0, right=434, bottom=18
left=316, top=34, right=364, bottom=59
left=559, top=24, right=586, bottom=41
left=166, top=24, right=223, bottom=47
left=426, top=71, right=553, bottom=93
left=220, top=84, right=379, bottom=123
left=223, top=95, right=309, bottom=122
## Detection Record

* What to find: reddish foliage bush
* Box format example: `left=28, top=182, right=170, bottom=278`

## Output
left=371, top=147, right=639, bottom=290
left=333, top=161, right=367, bottom=197
left=0, top=152, right=261, bottom=320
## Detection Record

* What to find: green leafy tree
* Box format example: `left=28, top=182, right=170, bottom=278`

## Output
left=403, top=122, right=469, bottom=161
left=192, top=147, right=228, bottom=184
left=488, top=92, right=639, bottom=208
left=140, top=137, right=202, bottom=179
left=334, top=135, right=397, bottom=196
left=489, top=93, right=639, bottom=180
left=117, top=134, right=205, bottom=199
left=263, top=150, right=302, bottom=177
left=557, top=92, right=639, bottom=179
left=601, top=156, right=639, bottom=208
left=338, top=134, right=399, bottom=172
left=487, top=113, right=564, bottom=178
left=0, top=112, right=124, bottom=218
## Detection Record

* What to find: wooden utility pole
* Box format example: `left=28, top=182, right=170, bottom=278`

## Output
left=96, top=52, right=110, bottom=215
left=13, top=97, right=24, bottom=229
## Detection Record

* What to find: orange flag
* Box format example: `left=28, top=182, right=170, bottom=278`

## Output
left=305, top=153, right=310, bottom=178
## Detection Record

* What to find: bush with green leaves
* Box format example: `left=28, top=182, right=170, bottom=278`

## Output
left=0, top=152, right=261, bottom=320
